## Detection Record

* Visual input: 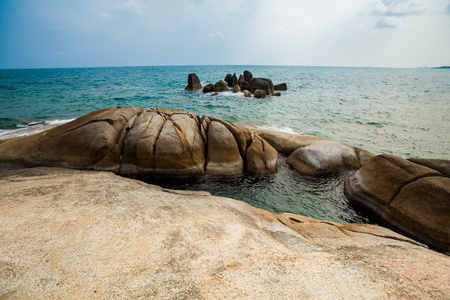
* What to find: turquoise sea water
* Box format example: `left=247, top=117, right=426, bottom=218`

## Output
left=1, top=65, right=449, bottom=223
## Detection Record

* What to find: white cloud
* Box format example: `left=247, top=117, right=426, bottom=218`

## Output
left=373, top=0, right=424, bottom=16
left=207, top=31, right=225, bottom=39
left=376, top=16, right=400, bottom=28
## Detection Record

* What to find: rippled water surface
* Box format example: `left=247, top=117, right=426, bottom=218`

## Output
left=1, top=65, right=449, bottom=223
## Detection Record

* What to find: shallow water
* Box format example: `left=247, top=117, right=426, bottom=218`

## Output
left=1, top=65, right=448, bottom=223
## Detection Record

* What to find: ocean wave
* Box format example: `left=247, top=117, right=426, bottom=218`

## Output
left=0, top=118, right=74, bottom=140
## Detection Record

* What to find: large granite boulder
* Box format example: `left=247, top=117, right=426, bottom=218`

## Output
left=253, top=89, right=266, bottom=98
left=344, top=154, right=450, bottom=252
left=185, top=73, right=202, bottom=90
left=214, top=80, right=229, bottom=92
left=0, top=107, right=277, bottom=178
left=255, top=129, right=374, bottom=175
left=0, top=167, right=449, bottom=299
left=250, top=78, right=274, bottom=95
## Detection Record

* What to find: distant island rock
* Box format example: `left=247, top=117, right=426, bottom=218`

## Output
left=185, top=70, right=288, bottom=97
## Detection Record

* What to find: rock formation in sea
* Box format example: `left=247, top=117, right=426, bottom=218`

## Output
left=254, top=129, right=374, bottom=175
left=0, top=107, right=277, bottom=178
left=1, top=167, right=449, bottom=299
left=344, top=154, right=450, bottom=253
left=185, top=73, right=202, bottom=90
left=195, top=70, right=287, bottom=97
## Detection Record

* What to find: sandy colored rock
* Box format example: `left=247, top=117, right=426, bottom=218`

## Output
left=0, top=107, right=276, bottom=178
left=245, top=134, right=277, bottom=175
left=286, top=140, right=360, bottom=175
left=0, top=167, right=449, bottom=299
left=255, top=129, right=374, bottom=175
left=214, top=80, right=229, bottom=92
left=345, top=154, right=450, bottom=252
left=232, top=84, right=241, bottom=93
left=206, top=121, right=243, bottom=176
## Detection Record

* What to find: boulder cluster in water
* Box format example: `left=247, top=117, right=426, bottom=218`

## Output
left=185, top=70, right=287, bottom=98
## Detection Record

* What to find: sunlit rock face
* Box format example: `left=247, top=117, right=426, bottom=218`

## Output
left=0, top=167, right=449, bottom=299
left=0, top=107, right=277, bottom=178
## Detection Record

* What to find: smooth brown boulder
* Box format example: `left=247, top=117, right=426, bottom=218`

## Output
left=250, top=78, right=274, bottom=95
left=274, top=83, right=287, bottom=90
left=408, top=158, right=450, bottom=177
left=0, top=107, right=277, bottom=178
left=243, top=90, right=252, bottom=97
left=272, top=92, right=281, bottom=96
left=344, top=154, right=450, bottom=252
left=239, top=80, right=250, bottom=91
left=232, top=85, right=241, bottom=93
left=214, top=80, right=229, bottom=92
left=255, top=129, right=373, bottom=175
left=245, top=134, right=277, bottom=175
left=253, top=89, right=266, bottom=98
left=1, top=167, right=449, bottom=299
left=185, top=73, right=202, bottom=90
left=205, top=120, right=243, bottom=176
left=203, top=83, right=215, bottom=93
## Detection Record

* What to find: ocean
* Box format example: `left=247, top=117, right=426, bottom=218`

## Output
left=1, top=65, right=449, bottom=223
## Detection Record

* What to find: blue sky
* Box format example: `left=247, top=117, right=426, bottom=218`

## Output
left=1, top=0, right=449, bottom=69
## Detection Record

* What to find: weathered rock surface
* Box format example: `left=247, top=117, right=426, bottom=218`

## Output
left=202, top=83, right=215, bottom=93
left=274, top=83, right=287, bottom=90
left=185, top=73, right=202, bottom=90
left=250, top=78, right=275, bottom=95
left=214, top=80, right=229, bottom=92
left=344, top=154, right=450, bottom=252
left=0, top=107, right=277, bottom=178
left=1, top=167, right=449, bottom=299
left=255, top=129, right=374, bottom=175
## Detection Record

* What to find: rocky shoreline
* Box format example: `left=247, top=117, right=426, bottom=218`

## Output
left=1, top=167, right=449, bottom=299
left=0, top=106, right=449, bottom=298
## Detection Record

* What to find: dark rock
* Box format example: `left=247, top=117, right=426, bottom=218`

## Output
left=231, top=73, right=238, bottom=86
left=274, top=83, right=287, bottom=91
left=214, top=80, right=229, bottom=92
left=238, top=74, right=245, bottom=84
left=224, top=74, right=233, bottom=86
left=272, top=92, right=281, bottom=96
left=254, top=90, right=266, bottom=98
left=344, top=154, right=450, bottom=252
left=244, top=70, right=253, bottom=84
left=203, top=83, right=215, bottom=93
left=251, top=78, right=274, bottom=95
left=211, top=92, right=219, bottom=96
left=185, top=73, right=202, bottom=90
left=239, top=81, right=250, bottom=91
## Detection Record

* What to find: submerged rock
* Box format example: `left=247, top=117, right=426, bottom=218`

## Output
left=255, top=129, right=373, bottom=175
left=185, top=73, right=202, bottom=90
left=0, top=167, right=449, bottom=299
left=274, top=83, right=287, bottom=90
left=0, top=107, right=277, bottom=178
left=344, top=154, right=450, bottom=252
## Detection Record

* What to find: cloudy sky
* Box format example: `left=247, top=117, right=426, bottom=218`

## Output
left=1, top=0, right=449, bottom=69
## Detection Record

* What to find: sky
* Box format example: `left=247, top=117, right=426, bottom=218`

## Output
left=0, top=0, right=449, bottom=69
